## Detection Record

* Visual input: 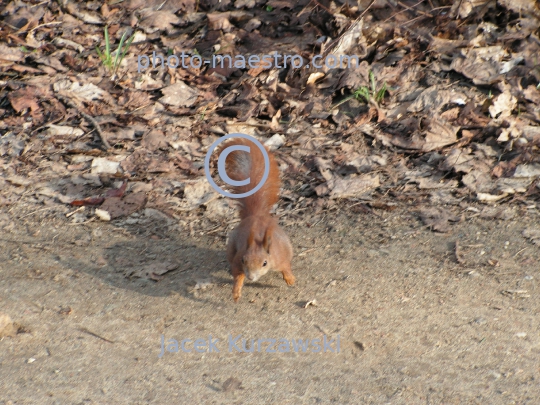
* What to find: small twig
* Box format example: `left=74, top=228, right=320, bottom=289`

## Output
left=66, top=206, right=85, bottom=218
left=402, top=14, right=430, bottom=26
left=30, top=0, right=49, bottom=8
left=431, top=6, right=452, bottom=12
left=384, top=0, right=429, bottom=23
left=321, top=0, right=376, bottom=59
left=451, top=0, right=464, bottom=19
left=17, top=21, right=63, bottom=35
left=310, top=214, right=326, bottom=227
left=513, top=248, right=527, bottom=258
left=56, top=94, right=111, bottom=150
left=0, top=238, right=55, bottom=245
left=298, top=246, right=323, bottom=257
left=30, top=116, right=65, bottom=135
left=78, top=327, right=115, bottom=343
left=19, top=206, right=56, bottom=219
left=397, top=0, right=433, bottom=17
left=206, top=225, right=225, bottom=235
left=129, top=103, right=153, bottom=114
left=312, top=0, right=334, bottom=14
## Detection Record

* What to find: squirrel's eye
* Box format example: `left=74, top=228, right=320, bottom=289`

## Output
left=263, top=261, right=267, bottom=267
left=242, top=257, right=245, bottom=264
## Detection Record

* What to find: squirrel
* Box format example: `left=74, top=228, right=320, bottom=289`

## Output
left=217, top=137, right=295, bottom=302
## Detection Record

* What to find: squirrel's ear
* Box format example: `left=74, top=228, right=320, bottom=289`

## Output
left=247, top=231, right=255, bottom=247
left=263, top=229, right=272, bottom=253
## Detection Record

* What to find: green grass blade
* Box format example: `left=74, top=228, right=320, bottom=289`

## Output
left=113, top=31, right=127, bottom=72
left=331, top=95, right=355, bottom=109
left=104, top=26, right=110, bottom=58
left=354, top=86, right=370, bottom=103
left=119, top=34, right=135, bottom=62
left=96, top=46, right=103, bottom=61
left=376, top=82, right=387, bottom=102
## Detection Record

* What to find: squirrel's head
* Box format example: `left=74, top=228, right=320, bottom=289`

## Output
left=241, top=228, right=272, bottom=282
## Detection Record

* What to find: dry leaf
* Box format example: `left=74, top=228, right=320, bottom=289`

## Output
left=8, top=87, right=41, bottom=114
left=419, top=208, right=460, bottom=233
left=160, top=81, right=199, bottom=107
left=450, top=46, right=506, bottom=85
left=476, top=192, right=508, bottom=202
left=46, top=125, right=84, bottom=137
left=125, top=262, right=178, bottom=280
left=142, top=130, right=168, bottom=151
left=55, top=81, right=111, bottom=103
left=222, top=377, right=243, bottom=392
left=91, top=158, right=122, bottom=175
left=139, top=10, right=181, bottom=32
left=0, top=44, right=24, bottom=63
left=184, top=180, right=217, bottom=208
left=307, top=72, right=325, bottom=85
left=264, top=134, right=286, bottom=150
left=407, top=86, right=467, bottom=113
left=330, top=174, right=380, bottom=199
left=207, top=13, right=233, bottom=32
left=99, top=193, right=147, bottom=219
left=304, top=299, right=318, bottom=308
left=523, top=228, right=540, bottom=245
left=489, top=91, right=517, bottom=118
left=513, top=164, right=540, bottom=178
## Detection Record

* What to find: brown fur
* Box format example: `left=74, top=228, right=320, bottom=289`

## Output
left=217, top=138, right=280, bottom=219
left=218, top=138, right=295, bottom=302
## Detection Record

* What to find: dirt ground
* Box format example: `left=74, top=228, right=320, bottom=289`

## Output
left=1, top=203, right=539, bottom=405
left=2, top=0, right=540, bottom=403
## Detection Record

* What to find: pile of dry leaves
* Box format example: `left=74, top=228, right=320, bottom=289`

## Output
left=1, top=0, right=539, bottom=235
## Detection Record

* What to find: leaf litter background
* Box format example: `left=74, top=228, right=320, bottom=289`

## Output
left=1, top=0, right=540, bottom=280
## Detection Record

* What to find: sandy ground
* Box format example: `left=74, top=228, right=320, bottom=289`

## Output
left=1, top=206, right=539, bottom=405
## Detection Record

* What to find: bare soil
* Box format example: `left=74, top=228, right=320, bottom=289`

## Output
left=1, top=205, right=539, bottom=405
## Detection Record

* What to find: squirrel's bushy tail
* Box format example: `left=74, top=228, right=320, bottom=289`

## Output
left=217, top=138, right=280, bottom=219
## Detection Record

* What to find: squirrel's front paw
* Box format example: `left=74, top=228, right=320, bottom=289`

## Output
left=232, top=273, right=244, bottom=302
left=232, top=291, right=241, bottom=302
left=283, top=273, right=296, bottom=286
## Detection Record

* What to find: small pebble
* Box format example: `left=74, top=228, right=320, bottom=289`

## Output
left=354, top=341, right=366, bottom=351
left=473, top=317, right=487, bottom=325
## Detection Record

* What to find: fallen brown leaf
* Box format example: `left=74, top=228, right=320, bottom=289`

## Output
left=419, top=208, right=461, bottom=233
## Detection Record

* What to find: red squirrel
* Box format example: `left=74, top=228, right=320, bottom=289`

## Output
left=217, top=137, right=295, bottom=302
